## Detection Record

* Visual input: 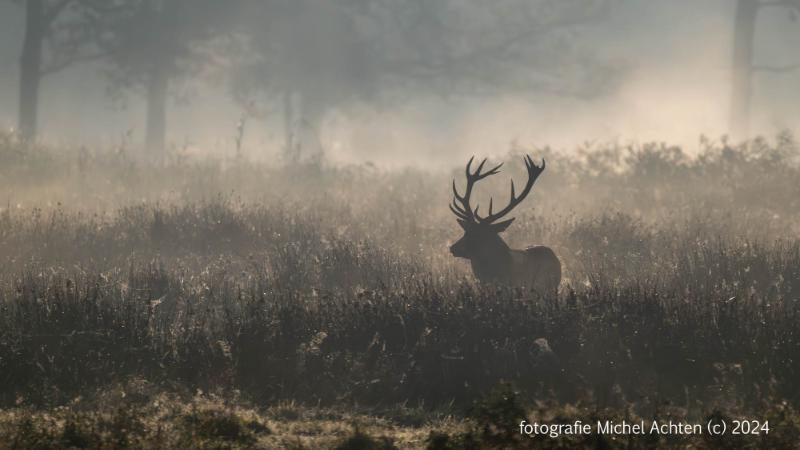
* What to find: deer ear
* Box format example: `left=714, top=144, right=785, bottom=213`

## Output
left=457, top=219, right=469, bottom=230
left=490, top=218, right=515, bottom=233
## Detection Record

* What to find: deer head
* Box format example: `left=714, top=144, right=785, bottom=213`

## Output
left=449, top=155, right=545, bottom=260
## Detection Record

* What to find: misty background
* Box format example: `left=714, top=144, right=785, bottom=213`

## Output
left=1, top=0, right=799, bottom=167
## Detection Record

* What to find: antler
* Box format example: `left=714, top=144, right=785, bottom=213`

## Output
left=449, top=156, right=503, bottom=223
left=478, top=155, right=545, bottom=224
left=449, top=154, right=546, bottom=225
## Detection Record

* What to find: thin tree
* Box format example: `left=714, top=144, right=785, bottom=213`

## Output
left=14, top=0, right=106, bottom=141
left=730, top=0, right=800, bottom=138
left=97, top=0, right=235, bottom=157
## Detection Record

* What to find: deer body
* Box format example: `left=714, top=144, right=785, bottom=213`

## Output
left=510, top=246, right=561, bottom=292
left=449, top=155, right=561, bottom=293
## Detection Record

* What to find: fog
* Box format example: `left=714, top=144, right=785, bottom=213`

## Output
left=4, top=2, right=800, bottom=435
left=1, top=0, right=800, bottom=167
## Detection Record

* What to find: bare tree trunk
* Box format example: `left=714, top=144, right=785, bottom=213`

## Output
left=730, top=0, right=758, bottom=139
left=145, top=65, right=168, bottom=158
left=18, top=0, right=45, bottom=141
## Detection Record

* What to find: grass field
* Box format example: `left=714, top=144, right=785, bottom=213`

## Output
left=2, top=132, right=800, bottom=448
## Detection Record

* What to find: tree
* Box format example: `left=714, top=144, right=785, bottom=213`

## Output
left=730, top=0, right=800, bottom=138
left=232, top=0, right=376, bottom=161
left=17, top=0, right=47, bottom=141
left=14, top=0, right=107, bottom=141
left=232, top=0, right=618, bottom=161
left=96, top=0, right=235, bottom=157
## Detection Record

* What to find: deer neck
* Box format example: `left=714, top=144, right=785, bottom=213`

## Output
left=470, top=235, right=512, bottom=281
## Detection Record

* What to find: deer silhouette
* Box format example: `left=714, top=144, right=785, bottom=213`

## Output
left=449, top=155, right=561, bottom=293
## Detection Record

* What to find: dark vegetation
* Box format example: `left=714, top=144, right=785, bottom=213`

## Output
left=2, top=131, right=800, bottom=447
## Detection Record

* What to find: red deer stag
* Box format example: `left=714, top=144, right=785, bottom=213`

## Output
left=449, top=155, right=561, bottom=293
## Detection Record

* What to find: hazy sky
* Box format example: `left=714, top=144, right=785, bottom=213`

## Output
left=1, top=0, right=799, bottom=167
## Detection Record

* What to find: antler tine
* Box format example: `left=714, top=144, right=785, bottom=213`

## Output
left=473, top=158, right=487, bottom=176
left=452, top=179, right=462, bottom=200
left=485, top=162, right=503, bottom=177
left=465, top=156, right=475, bottom=178
left=450, top=155, right=507, bottom=223
left=451, top=167, right=476, bottom=222
left=449, top=203, right=471, bottom=220
left=474, top=161, right=503, bottom=180
left=524, top=155, right=544, bottom=172
left=451, top=181, right=472, bottom=219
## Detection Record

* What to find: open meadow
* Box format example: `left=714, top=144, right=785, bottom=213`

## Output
left=1, top=133, right=800, bottom=448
